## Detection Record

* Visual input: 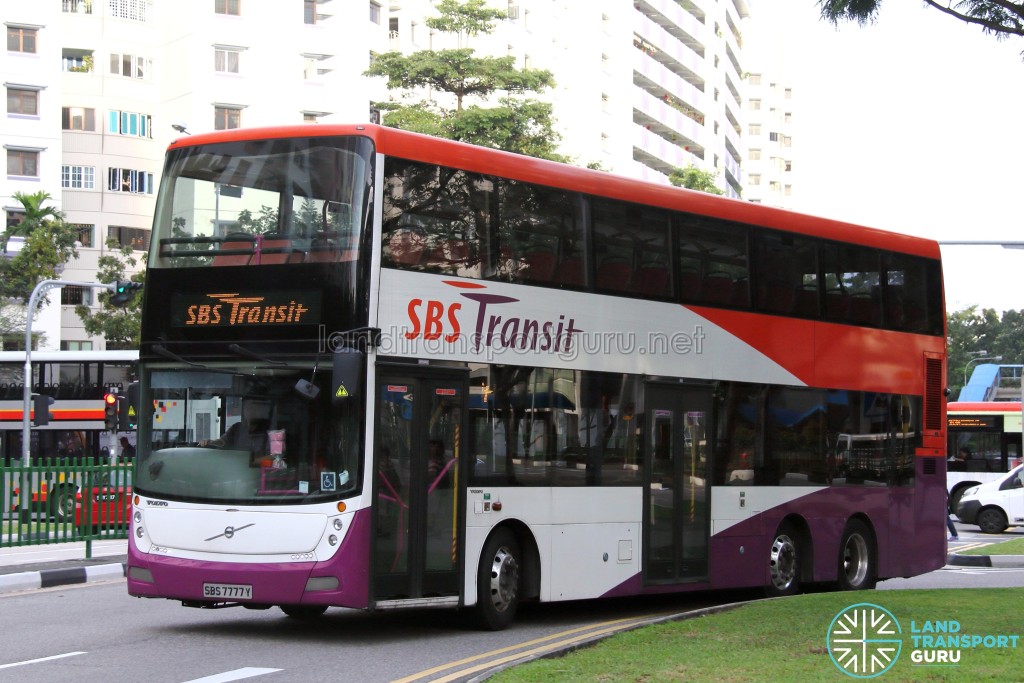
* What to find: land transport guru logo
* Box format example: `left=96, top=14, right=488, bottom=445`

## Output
left=403, top=280, right=582, bottom=355
left=828, top=603, right=902, bottom=678
left=827, top=602, right=1020, bottom=678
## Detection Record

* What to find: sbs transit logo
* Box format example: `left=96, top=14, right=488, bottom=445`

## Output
left=827, top=603, right=902, bottom=678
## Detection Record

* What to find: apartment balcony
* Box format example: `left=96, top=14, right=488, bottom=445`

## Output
left=634, top=0, right=709, bottom=52
left=634, top=14, right=705, bottom=90
left=634, top=89, right=708, bottom=151
left=633, top=50, right=708, bottom=117
left=632, top=123, right=703, bottom=177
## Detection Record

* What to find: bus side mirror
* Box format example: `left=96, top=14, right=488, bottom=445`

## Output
left=332, top=347, right=362, bottom=403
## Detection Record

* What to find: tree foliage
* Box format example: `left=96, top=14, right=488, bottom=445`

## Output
left=0, top=191, right=80, bottom=303
left=365, top=0, right=563, bottom=160
left=668, top=164, right=724, bottom=195
left=75, top=239, right=145, bottom=349
left=947, top=305, right=1024, bottom=397
left=818, top=1, right=1024, bottom=43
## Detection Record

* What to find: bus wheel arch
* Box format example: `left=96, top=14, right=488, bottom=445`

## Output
left=837, top=517, right=876, bottom=591
left=766, top=516, right=811, bottom=597
left=976, top=506, right=1008, bottom=534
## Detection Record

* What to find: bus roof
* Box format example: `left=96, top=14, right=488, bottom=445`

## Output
left=947, top=401, right=1022, bottom=413
left=167, top=124, right=942, bottom=260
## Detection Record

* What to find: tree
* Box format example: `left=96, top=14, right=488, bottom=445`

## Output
left=0, top=191, right=80, bottom=303
left=668, top=164, right=724, bottom=195
left=365, top=0, right=564, bottom=160
left=75, top=239, right=145, bottom=349
left=818, top=1, right=1024, bottom=44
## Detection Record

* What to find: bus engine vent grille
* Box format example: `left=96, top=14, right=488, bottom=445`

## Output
left=924, top=357, right=943, bottom=431
left=922, top=458, right=937, bottom=476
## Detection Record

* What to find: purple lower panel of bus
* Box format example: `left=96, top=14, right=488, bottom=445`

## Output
left=127, top=508, right=372, bottom=609
left=602, top=466, right=946, bottom=599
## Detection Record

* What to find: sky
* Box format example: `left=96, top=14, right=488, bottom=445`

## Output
left=745, top=2, right=1024, bottom=314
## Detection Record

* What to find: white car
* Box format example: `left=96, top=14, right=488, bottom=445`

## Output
left=956, top=465, right=1024, bottom=534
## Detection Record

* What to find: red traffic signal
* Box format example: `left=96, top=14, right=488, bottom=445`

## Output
left=104, top=392, right=118, bottom=430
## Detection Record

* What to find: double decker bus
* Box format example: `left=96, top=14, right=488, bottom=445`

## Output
left=947, top=401, right=1023, bottom=512
left=0, top=350, right=138, bottom=464
left=127, top=124, right=948, bottom=628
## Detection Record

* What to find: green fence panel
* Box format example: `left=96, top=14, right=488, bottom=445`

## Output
left=1, top=459, right=132, bottom=551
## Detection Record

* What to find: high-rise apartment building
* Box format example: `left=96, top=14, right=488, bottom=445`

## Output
left=742, top=73, right=796, bottom=209
left=2, top=0, right=752, bottom=350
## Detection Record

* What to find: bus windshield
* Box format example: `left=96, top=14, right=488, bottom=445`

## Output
left=134, top=360, right=363, bottom=504
left=150, top=135, right=374, bottom=269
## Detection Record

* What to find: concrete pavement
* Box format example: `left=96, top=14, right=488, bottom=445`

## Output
left=0, top=539, right=127, bottom=595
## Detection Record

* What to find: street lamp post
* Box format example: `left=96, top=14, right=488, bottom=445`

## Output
left=963, top=355, right=1003, bottom=388
left=21, top=279, right=116, bottom=466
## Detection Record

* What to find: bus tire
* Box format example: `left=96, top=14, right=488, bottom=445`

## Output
left=476, top=527, right=521, bottom=631
left=977, top=507, right=1008, bottom=534
left=766, top=524, right=801, bottom=597
left=49, top=486, right=77, bottom=522
left=837, top=520, right=876, bottom=591
left=280, top=605, right=328, bottom=618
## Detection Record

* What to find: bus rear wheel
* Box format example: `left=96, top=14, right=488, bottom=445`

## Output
left=837, top=520, right=876, bottom=591
left=476, top=527, right=521, bottom=630
left=766, top=524, right=801, bottom=597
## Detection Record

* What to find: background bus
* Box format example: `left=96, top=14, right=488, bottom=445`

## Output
left=0, top=350, right=138, bottom=464
left=127, top=124, right=948, bottom=628
left=947, top=401, right=1022, bottom=512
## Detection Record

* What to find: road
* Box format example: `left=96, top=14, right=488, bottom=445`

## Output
left=0, top=524, right=1020, bottom=683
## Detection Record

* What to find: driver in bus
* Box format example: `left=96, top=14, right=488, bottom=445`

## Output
left=199, top=398, right=271, bottom=464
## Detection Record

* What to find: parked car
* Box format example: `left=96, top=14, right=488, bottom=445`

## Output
left=956, top=465, right=1024, bottom=534
left=74, top=472, right=133, bottom=530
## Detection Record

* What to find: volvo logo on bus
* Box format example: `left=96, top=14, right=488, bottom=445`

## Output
left=205, top=523, right=255, bottom=541
left=405, top=280, right=583, bottom=353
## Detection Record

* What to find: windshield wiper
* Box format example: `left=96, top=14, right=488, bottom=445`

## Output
left=228, top=343, right=287, bottom=366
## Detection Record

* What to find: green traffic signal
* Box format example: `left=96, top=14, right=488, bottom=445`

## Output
left=110, top=280, right=142, bottom=306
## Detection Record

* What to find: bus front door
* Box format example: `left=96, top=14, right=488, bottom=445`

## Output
left=643, top=384, right=711, bottom=584
left=372, top=368, right=466, bottom=604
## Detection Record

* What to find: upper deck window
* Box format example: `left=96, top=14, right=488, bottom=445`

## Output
left=150, top=135, right=373, bottom=269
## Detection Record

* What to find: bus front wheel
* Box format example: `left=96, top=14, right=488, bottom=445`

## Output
left=837, top=520, right=876, bottom=591
left=49, top=486, right=78, bottom=522
left=476, top=527, right=521, bottom=630
left=766, top=524, right=801, bottom=597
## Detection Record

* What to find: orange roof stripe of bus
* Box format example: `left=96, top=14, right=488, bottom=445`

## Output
left=947, top=402, right=1023, bottom=412
left=168, top=124, right=942, bottom=261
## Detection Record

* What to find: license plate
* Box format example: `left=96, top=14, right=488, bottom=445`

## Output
left=203, top=583, right=253, bottom=600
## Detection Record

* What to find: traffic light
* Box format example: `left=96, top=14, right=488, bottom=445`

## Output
left=116, top=395, right=132, bottom=430
left=31, top=393, right=54, bottom=426
left=104, top=392, right=118, bottom=430
left=110, top=280, right=142, bottom=306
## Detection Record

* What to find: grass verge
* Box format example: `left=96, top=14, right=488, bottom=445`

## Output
left=958, top=538, right=1024, bottom=556
left=491, top=590, right=1023, bottom=682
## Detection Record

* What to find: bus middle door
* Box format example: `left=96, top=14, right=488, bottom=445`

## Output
left=372, top=367, right=466, bottom=605
left=643, top=383, right=712, bottom=584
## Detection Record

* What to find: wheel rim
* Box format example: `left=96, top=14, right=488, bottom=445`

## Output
left=488, top=544, right=519, bottom=613
left=979, top=509, right=1004, bottom=533
left=769, top=534, right=797, bottom=592
left=842, top=533, right=869, bottom=587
